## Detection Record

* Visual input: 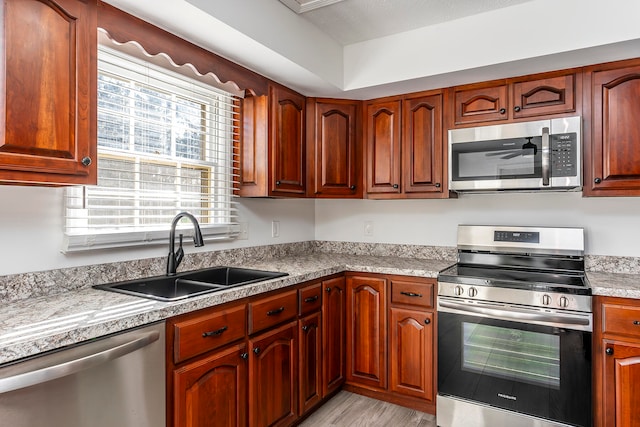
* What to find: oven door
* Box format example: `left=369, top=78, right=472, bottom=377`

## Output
left=437, top=301, right=591, bottom=427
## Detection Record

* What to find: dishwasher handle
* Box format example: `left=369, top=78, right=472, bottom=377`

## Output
left=0, top=329, right=159, bottom=394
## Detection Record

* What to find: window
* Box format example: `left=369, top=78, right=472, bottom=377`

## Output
left=64, top=44, right=240, bottom=251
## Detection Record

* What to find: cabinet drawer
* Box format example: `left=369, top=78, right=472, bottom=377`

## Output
left=299, top=282, right=322, bottom=315
left=602, top=303, right=640, bottom=338
left=390, top=279, right=434, bottom=308
left=173, top=304, right=246, bottom=364
left=249, top=289, right=297, bottom=334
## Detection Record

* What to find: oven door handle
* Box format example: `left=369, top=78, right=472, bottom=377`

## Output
left=541, top=126, right=550, bottom=186
left=438, top=299, right=591, bottom=328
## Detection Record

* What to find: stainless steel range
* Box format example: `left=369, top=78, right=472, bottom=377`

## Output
left=437, top=225, right=592, bottom=427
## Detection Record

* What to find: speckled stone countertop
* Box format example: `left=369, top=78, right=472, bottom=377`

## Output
left=0, top=253, right=452, bottom=365
left=587, top=272, right=640, bottom=299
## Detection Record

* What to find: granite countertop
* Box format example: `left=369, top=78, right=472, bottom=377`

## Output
left=0, top=253, right=452, bottom=365
left=587, top=271, right=640, bottom=299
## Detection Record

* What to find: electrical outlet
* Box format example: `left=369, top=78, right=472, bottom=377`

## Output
left=238, top=222, right=249, bottom=240
left=364, top=220, right=374, bottom=236
left=272, top=220, right=280, bottom=238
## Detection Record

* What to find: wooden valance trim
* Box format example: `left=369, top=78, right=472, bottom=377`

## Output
left=97, top=1, right=269, bottom=96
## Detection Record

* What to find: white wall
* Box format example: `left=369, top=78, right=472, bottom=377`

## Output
left=314, top=193, right=640, bottom=257
left=0, top=186, right=315, bottom=276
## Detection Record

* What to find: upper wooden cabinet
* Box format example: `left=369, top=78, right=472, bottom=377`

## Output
left=0, top=0, right=97, bottom=185
left=584, top=59, right=640, bottom=196
left=452, top=70, right=579, bottom=126
left=365, top=91, right=447, bottom=199
left=306, top=98, right=362, bottom=198
left=240, top=84, right=306, bottom=197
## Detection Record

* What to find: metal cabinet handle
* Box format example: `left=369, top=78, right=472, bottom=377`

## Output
left=326, top=287, right=331, bottom=292
left=350, top=185, right=356, bottom=190
left=499, top=108, right=506, bottom=114
left=81, top=156, right=92, bottom=166
left=424, top=318, right=431, bottom=325
left=302, top=324, right=317, bottom=332
left=594, top=177, right=602, bottom=184
left=514, top=106, right=521, bottom=112
left=605, top=347, right=613, bottom=355
left=253, top=347, right=261, bottom=354
left=304, top=295, right=319, bottom=303
left=202, top=326, right=228, bottom=337
left=266, top=306, right=285, bottom=316
left=0, top=329, right=159, bottom=393
left=392, top=184, right=399, bottom=189
left=240, top=352, right=249, bottom=360
left=276, top=180, right=281, bottom=185
left=633, top=320, right=640, bottom=325
left=435, top=183, right=441, bottom=188
left=400, top=291, right=422, bottom=298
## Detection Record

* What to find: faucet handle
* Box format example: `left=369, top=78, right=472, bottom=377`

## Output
left=175, top=234, right=185, bottom=267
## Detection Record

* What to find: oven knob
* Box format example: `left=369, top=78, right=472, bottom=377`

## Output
left=542, top=294, right=552, bottom=306
left=468, top=287, right=478, bottom=297
left=559, top=296, right=569, bottom=308
left=454, top=286, right=464, bottom=296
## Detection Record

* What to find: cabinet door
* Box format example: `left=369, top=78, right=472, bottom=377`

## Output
left=453, top=83, right=508, bottom=125
left=402, top=94, right=444, bottom=194
left=389, top=308, right=434, bottom=401
left=240, top=94, right=269, bottom=197
left=585, top=63, right=640, bottom=196
left=0, top=0, right=97, bottom=185
left=299, top=312, right=322, bottom=416
left=307, top=99, right=361, bottom=197
left=249, top=321, right=297, bottom=427
left=346, top=275, right=387, bottom=389
left=511, top=73, right=576, bottom=119
left=366, top=100, right=402, bottom=195
left=270, top=85, right=305, bottom=196
left=601, top=340, right=640, bottom=427
left=322, top=276, right=346, bottom=396
left=173, top=343, right=247, bottom=427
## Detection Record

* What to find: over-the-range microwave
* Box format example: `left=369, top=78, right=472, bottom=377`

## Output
left=448, top=116, right=581, bottom=192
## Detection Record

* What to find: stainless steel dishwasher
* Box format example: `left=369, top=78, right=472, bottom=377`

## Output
left=0, top=322, right=165, bottom=427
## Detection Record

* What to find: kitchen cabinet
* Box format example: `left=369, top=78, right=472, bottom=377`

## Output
left=306, top=98, right=362, bottom=198
left=594, top=296, right=640, bottom=427
left=365, top=90, right=447, bottom=199
left=299, top=311, right=322, bottom=415
left=0, top=0, right=97, bottom=185
left=346, top=274, right=387, bottom=389
left=240, top=84, right=306, bottom=197
left=249, top=321, right=298, bottom=427
left=173, top=343, right=248, bottom=427
left=452, top=70, right=579, bottom=126
left=583, top=59, right=640, bottom=196
left=322, top=276, right=346, bottom=396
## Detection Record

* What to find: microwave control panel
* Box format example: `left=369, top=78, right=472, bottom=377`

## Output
left=551, top=133, right=577, bottom=177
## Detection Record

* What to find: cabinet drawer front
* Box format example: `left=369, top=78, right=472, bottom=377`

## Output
left=602, top=303, right=640, bottom=338
left=173, top=304, right=246, bottom=364
left=391, top=279, right=434, bottom=308
left=249, top=289, right=298, bottom=334
left=299, top=283, right=322, bottom=315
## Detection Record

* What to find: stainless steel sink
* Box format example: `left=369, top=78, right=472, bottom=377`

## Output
left=93, top=267, right=288, bottom=301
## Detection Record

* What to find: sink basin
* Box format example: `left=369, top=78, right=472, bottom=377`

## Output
left=93, top=267, right=288, bottom=301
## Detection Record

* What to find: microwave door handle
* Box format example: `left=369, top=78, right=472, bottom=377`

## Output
left=541, top=126, right=550, bottom=186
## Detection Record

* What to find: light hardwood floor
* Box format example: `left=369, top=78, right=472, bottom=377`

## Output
left=299, top=391, right=437, bottom=427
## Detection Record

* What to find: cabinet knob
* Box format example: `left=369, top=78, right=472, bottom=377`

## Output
left=326, top=287, right=331, bottom=293
left=240, top=352, right=248, bottom=360
left=424, top=318, right=431, bottom=325
left=253, top=347, right=261, bottom=355
left=594, top=178, right=602, bottom=184
left=81, top=156, right=92, bottom=167
left=435, top=183, right=441, bottom=188
left=350, top=185, right=356, bottom=191
left=633, top=320, right=640, bottom=325
left=514, top=106, right=521, bottom=112
left=605, top=347, right=613, bottom=356
left=393, top=184, right=399, bottom=189
left=276, top=180, right=282, bottom=185
left=499, top=108, right=506, bottom=114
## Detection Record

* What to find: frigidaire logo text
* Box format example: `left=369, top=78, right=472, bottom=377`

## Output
left=497, top=393, right=517, bottom=401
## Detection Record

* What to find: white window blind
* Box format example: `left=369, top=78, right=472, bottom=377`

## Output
left=63, top=45, right=240, bottom=252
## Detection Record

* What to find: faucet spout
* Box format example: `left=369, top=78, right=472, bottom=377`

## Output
left=167, top=212, right=204, bottom=276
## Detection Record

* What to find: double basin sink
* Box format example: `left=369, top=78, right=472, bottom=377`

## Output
left=93, top=267, right=288, bottom=301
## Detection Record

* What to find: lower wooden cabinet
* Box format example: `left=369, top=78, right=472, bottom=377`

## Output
left=595, top=296, right=640, bottom=427
left=172, top=343, right=248, bottom=427
left=249, top=321, right=298, bottom=427
left=299, top=312, right=322, bottom=415
left=322, top=276, right=346, bottom=396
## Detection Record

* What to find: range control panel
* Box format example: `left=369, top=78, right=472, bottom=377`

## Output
left=494, top=230, right=540, bottom=243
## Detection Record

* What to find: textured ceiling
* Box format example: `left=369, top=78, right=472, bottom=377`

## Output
left=293, top=0, right=535, bottom=45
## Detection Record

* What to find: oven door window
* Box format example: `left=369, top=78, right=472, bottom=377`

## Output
left=438, top=312, right=591, bottom=427
left=462, top=322, right=560, bottom=389
left=451, top=136, right=542, bottom=181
